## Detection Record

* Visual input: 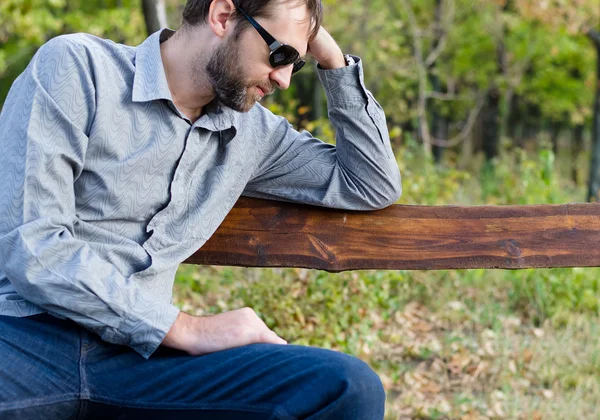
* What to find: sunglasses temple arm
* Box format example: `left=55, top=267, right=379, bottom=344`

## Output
left=233, top=3, right=279, bottom=49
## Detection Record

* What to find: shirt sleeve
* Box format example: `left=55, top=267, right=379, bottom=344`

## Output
left=242, top=57, right=402, bottom=210
left=0, top=36, right=179, bottom=359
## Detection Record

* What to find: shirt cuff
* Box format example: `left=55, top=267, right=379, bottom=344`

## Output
left=103, top=300, right=181, bottom=359
left=317, top=55, right=368, bottom=108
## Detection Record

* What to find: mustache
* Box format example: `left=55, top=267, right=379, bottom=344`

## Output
left=254, top=81, right=275, bottom=96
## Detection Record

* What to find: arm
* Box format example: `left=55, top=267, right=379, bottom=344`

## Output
left=0, top=37, right=179, bottom=358
left=243, top=28, right=402, bottom=210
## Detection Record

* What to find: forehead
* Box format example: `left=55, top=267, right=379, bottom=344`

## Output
left=258, top=1, right=312, bottom=53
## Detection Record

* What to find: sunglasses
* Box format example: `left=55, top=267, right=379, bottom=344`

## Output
left=232, top=0, right=306, bottom=75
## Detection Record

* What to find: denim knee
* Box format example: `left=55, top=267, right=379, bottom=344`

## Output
left=325, top=352, right=386, bottom=411
left=276, top=347, right=386, bottom=419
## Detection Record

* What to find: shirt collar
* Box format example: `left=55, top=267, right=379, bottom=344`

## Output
left=132, top=29, right=174, bottom=103
left=202, top=100, right=241, bottom=134
left=132, top=28, right=241, bottom=142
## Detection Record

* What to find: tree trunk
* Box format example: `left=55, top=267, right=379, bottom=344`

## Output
left=430, top=0, right=446, bottom=163
left=482, top=1, right=508, bottom=161
left=459, top=130, right=475, bottom=170
left=472, top=104, right=484, bottom=155
left=550, top=120, right=561, bottom=156
left=506, top=93, right=523, bottom=147
left=572, top=124, right=584, bottom=183
left=141, top=0, right=168, bottom=35
left=523, top=103, right=542, bottom=148
left=483, top=89, right=501, bottom=161
left=431, top=107, right=448, bottom=163
left=430, top=74, right=448, bottom=163
left=587, top=29, right=600, bottom=202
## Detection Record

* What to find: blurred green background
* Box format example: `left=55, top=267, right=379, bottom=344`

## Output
left=2, top=0, right=600, bottom=418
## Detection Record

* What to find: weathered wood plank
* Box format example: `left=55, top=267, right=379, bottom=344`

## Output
left=184, top=197, right=600, bottom=271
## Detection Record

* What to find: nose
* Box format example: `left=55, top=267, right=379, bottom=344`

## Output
left=269, top=65, right=294, bottom=90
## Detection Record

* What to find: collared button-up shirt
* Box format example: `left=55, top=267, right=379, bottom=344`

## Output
left=0, top=29, right=401, bottom=358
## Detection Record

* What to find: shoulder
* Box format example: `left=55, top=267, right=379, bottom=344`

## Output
left=32, top=34, right=85, bottom=67
left=31, top=34, right=136, bottom=96
left=42, top=33, right=134, bottom=55
left=35, top=33, right=135, bottom=74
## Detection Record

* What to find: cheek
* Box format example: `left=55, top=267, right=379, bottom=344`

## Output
left=237, top=36, right=273, bottom=77
left=237, top=61, right=272, bottom=86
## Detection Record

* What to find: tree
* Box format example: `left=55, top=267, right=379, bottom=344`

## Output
left=393, top=0, right=488, bottom=157
left=587, top=28, right=600, bottom=201
left=141, top=0, right=168, bottom=35
left=515, top=0, right=599, bottom=199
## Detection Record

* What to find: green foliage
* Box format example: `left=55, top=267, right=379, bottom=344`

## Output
left=518, top=28, right=595, bottom=124
left=0, top=0, right=146, bottom=106
left=396, top=136, right=474, bottom=205
left=235, top=269, right=408, bottom=354
left=480, top=144, right=582, bottom=205
left=176, top=265, right=420, bottom=355
left=508, top=268, right=600, bottom=326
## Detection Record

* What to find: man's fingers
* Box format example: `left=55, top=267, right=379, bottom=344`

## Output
left=260, top=329, right=288, bottom=345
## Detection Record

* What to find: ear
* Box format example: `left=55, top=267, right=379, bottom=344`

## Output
left=207, top=0, right=236, bottom=39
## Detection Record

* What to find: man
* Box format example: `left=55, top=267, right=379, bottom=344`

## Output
left=0, top=0, right=401, bottom=418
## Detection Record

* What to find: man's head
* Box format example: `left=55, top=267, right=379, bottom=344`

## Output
left=182, top=0, right=322, bottom=40
left=179, top=0, right=323, bottom=112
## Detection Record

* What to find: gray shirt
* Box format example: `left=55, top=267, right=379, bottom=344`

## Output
left=0, top=29, right=401, bottom=358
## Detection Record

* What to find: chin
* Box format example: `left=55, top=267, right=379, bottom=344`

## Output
left=239, top=96, right=260, bottom=113
left=217, top=89, right=259, bottom=113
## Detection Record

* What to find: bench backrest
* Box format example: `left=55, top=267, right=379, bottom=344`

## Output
left=185, top=197, right=600, bottom=272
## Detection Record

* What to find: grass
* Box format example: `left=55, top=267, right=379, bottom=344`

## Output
left=173, top=266, right=600, bottom=419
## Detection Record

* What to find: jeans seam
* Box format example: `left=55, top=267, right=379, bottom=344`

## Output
left=76, top=399, right=85, bottom=420
left=0, top=393, right=80, bottom=411
left=78, top=331, right=90, bottom=399
left=88, top=395, right=277, bottom=414
left=83, top=340, right=100, bottom=354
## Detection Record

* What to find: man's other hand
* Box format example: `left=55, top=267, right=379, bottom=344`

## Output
left=307, top=27, right=346, bottom=70
left=161, top=308, right=287, bottom=355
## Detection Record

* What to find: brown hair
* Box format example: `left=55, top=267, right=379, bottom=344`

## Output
left=182, top=0, right=323, bottom=40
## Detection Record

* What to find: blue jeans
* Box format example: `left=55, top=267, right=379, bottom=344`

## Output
left=0, top=314, right=385, bottom=419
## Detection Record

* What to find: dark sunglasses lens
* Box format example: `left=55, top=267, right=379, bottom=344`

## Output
left=292, top=60, right=306, bottom=74
left=269, top=44, right=299, bottom=67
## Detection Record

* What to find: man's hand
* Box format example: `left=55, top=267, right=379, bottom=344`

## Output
left=307, top=27, right=346, bottom=70
left=162, top=308, right=287, bottom=356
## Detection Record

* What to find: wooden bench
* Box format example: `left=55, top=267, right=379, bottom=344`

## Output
left=185, top=197, right=600, bottom=271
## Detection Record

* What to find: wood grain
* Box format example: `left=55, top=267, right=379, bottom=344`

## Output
left=184, top=197, right=600, bottom=272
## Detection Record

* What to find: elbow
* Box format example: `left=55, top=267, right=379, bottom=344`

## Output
left=376, top=179, right=402, bottom=209
left=355, top=175, right=401, bottom=211
left=386, top=178, right=403, bottom=207
left=391, top=170, right=403, bottom=203
left=331, top=163, right=402, bottom=210
left=371, top=167, right=402, bottom=210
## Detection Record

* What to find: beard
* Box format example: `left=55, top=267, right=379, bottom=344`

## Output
left=205, top=37, right=273, bottom=113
